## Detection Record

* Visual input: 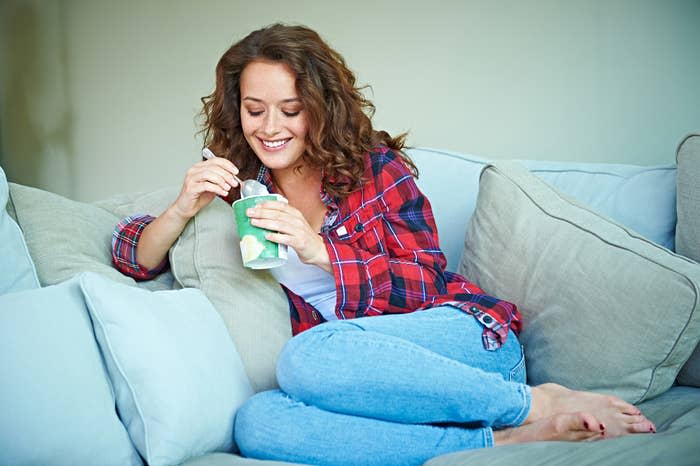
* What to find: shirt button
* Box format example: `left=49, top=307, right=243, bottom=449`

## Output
left=354, top=223, right=364, bottom=232
left=482, top=315, right=493, bottom=324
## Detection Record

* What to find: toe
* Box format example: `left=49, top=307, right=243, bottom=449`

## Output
left=578, top=412, right=603, bottom=433
left=611, top=398, right=640, bottom=415
left=628, top=421, right=656, bottom=434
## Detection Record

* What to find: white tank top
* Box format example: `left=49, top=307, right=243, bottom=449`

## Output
left=270, top=247, right=338, bottom=321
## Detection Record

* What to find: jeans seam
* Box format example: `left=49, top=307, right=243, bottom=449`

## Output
left=483, top=427, right=494, bottom=447
left=510, top=384, right=532, bottom=426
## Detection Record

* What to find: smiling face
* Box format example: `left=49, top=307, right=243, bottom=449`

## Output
left=239, top=60, right=309, bottom=177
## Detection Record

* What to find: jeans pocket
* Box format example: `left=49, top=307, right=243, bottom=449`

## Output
left=508, top=345, right=527, bottom=383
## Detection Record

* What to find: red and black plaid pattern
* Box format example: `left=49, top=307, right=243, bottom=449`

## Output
left=111, top=147, right=521, bottom=350
left=111, top=215, right=167, bottom=280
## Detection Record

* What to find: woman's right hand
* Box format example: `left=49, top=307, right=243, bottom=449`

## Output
left=169, top=157, right=240, bottom=220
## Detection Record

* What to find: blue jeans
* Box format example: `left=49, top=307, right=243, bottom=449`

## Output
left=234, top=306, right=530, bottom=466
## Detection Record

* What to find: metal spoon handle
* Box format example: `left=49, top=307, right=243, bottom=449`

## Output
left=202, top=147, right=244, bottom=185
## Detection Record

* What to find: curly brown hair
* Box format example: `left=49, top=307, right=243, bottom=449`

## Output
left=200, top=23, right=417, bottom=200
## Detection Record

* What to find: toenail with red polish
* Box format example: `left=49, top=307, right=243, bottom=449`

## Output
left=584, top=421, right=589, bottom=430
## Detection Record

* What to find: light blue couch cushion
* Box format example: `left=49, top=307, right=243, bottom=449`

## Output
left=407, top=148, right=677, bottom=272
left=0, top=277, right=143, bottom=466
left=80, top=272, right=254, bottom=466
left=0, top=166, right=39, bottom=294
left=407, top=148, right=488, bottom=272
left=521, top=160, right=677, bottom=251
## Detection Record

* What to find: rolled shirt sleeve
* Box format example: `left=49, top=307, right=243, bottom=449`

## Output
left=111, top=214, right=169, bottom=280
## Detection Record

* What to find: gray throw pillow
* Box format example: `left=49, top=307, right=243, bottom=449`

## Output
left=458, top=161, right=700, bottom=403
left=675, top=131, right=700, bottom=387
left=675, top=132, right=700, bottom=262
left=1, top=168, right=39, bottom=294
left=168, top=197, right=291, bottom=392
left=8, top=184, right=174, bottom=291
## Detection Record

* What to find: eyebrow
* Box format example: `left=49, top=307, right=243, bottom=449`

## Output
left=242, top=97, right=301, bottom=104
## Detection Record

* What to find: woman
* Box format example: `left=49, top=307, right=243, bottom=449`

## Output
left=112, top=24, right=655, bottom=466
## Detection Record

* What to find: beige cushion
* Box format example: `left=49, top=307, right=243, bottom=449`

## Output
left=458, top=161, right=700, bottom=403
left=169, top=197, right=291, bottom=392
left=675, top=132, right=700, bottom=387
left=7, top=183, right=173, bottom=291
left=676, top=132, right=700, bottom=262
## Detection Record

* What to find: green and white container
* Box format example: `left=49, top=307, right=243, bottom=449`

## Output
left=232, top=194, right=288, bottom=269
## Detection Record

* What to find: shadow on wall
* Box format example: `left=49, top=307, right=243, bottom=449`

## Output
left=1, top=1, right=75, bottom=197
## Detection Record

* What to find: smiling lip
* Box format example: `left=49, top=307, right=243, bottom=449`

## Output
left=259, top=137, right=291, bottom=151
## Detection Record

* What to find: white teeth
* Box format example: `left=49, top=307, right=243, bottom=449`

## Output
left=262, top=138, right=289, bottom=148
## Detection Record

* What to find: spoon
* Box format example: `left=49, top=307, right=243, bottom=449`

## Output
left=201, top=148, right=269, bottom=197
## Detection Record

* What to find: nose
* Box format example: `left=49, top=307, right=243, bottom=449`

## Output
left=261, top=110, right=280, bottom=136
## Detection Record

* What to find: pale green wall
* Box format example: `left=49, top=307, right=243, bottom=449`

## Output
left=2, top=0, right=699, bottom=201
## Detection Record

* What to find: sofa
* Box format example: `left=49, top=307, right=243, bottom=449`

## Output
left=1, top=132, right=699, bottom=466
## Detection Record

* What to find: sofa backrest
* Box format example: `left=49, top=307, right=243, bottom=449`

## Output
left=407, top=147, right=678, bottom=273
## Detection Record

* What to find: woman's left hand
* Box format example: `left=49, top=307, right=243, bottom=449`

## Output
left=247, top=201, right=332, bottom=272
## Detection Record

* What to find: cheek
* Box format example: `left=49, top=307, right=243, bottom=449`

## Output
left=240, top=115, right=255, bottom=136
left=292, top=116, right=309, bottom=139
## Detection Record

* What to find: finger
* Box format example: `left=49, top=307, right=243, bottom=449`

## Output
left=248, top=204, right=303, bottom=224
left=201, top=156, right=241, bottom=176
left=189, top=166, right=237, bottom=190
left=250, top=210, right=310, bottom=234
left=247, top=206, right=285, bottom=222
left=250, top=217, right=290, bottom=234
left=192, top=160, right=240, bottom=186
left=196, top=181, right=230, bottom=197
left=257, top=200, right=296, bottom=212
left=263, top=231, right=290, bottom=245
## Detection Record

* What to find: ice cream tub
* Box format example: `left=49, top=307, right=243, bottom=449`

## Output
left=232, top=194, right=288, bottom=269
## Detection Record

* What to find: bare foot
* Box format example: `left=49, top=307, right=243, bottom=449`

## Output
left=527, top=383, right=656, bottom=438
left=494, top=412, right=604, bottom=445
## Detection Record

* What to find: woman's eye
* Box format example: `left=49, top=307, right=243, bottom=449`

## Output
left=247, top=110, right=264, bottom=117
left=283, top=110, right=301, bottom=117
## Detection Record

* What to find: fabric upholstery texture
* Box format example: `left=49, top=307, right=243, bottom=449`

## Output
left=169, top=197, right=291, bottom=392
left=0, top=277, right=142, bottom=466
left=0, top=167, right=39, bottom=293
left=675, top=131, right=700, bottom=387
left=7, top=183, right=174, bottom=291
left=458, top=161, right=700, bottom=403
left=80, top=272, right=253, bottom=466
left=180, top=453, right=309, bottom=466
left=675, top=132, right=700, bottom=262
left=408, top=148, right=677, bottom=272
left=522, top=159, right=677, bottom=250
left=425, top=386, right=700, bottom=466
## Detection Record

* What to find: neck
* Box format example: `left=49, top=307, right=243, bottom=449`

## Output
left=271, top=166, right=322, bottom=198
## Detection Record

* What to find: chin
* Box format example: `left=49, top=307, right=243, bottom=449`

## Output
left=252, top=145, right=305, bottom=170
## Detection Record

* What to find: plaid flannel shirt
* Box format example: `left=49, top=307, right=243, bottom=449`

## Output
left=112, top=147, right=521, bottom=350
